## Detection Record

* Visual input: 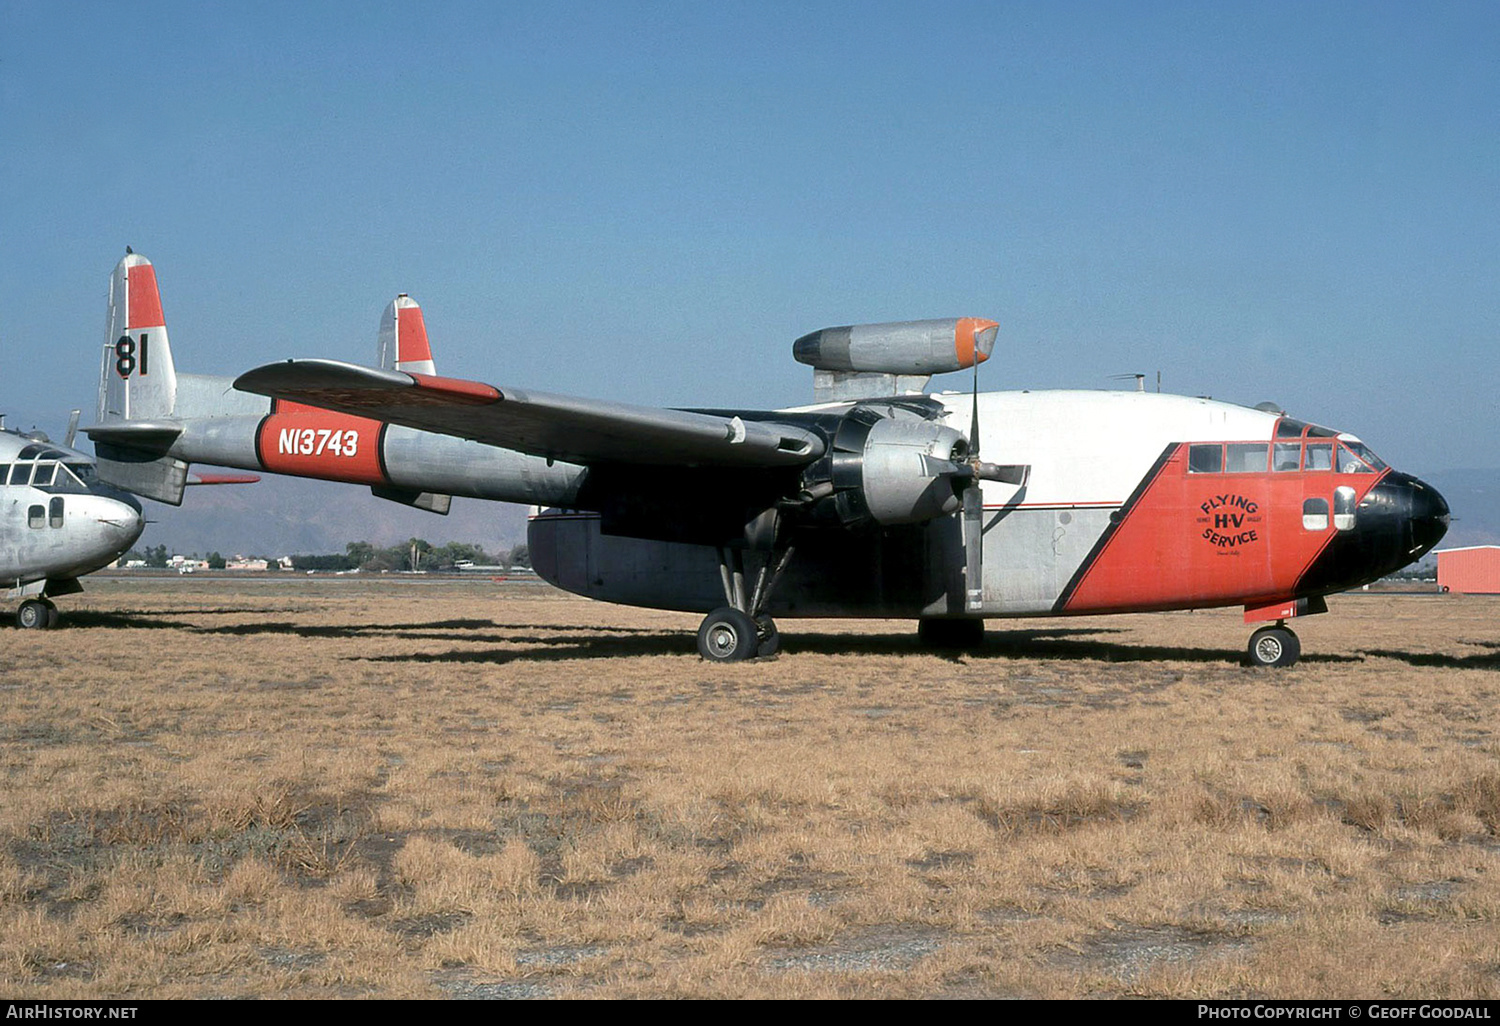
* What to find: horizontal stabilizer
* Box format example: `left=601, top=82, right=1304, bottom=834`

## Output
left=83, top=420, right=184, bottom=452
left=234, top=360, right=826, bottom=469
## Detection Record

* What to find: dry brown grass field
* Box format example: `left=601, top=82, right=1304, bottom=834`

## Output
left=1, top=576, right=1498, bottom=999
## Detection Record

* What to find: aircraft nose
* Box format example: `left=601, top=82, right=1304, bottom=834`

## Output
left=1406, top=476, right=1449, bottom=557
left=97, top=497, right=145, bottom=550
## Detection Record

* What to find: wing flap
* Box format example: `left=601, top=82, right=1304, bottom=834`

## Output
left=234, top=360, right=824, bottom=468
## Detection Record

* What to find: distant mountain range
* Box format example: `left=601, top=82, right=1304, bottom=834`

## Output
left=133, top=466, right=1500, bottom=563
left=136, top=474, right=528, bottom=559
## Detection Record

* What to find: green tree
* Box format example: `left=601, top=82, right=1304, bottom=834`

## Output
left=207, top=552, right=226, bottom=570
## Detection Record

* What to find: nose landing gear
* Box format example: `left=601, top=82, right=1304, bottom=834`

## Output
left=1247, top=622, right=1300, bottom=668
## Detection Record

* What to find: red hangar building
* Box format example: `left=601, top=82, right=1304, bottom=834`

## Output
left=1436, top=546, right=1500, bottom=594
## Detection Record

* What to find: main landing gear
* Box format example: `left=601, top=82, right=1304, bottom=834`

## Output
left=16, top=598, right=59, bottom=630
left=697, top=545, right=794, bottom=662
left=1247, top=622, right=1300, bottom=668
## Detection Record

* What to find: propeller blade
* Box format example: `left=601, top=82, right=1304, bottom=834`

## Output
left=969, top=360, right=981, bottom=460
left=963, top=481, right=984, bottom=613
left=973, top=462, right=1030, bottom=486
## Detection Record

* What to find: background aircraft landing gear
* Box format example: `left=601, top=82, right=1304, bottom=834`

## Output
left=918, top=617, right=985, bottom=651
left=1247, top=623, right=1300, bottom=668
left=16, top=598, right=57, bottom=630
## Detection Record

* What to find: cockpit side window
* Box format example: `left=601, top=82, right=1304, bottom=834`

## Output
left=1273, top=443, right=1301, bottom=472
left=48, top=497, right=64, bottom=528
left=1226, top=443, right=1268, bottom=473
left=1188, top=444, right=1223, bottom=474
left=8, top=464, right=30, bottom=486
left=1304, top=442, right=1333, bottom=472
left=32, top=463, right=57, bottom=488
left=28, top=504, right=44, bottom=529
left=1341, top=440, right=1387, bottom=472
left=66, top=462, right=97, bottom=484
left=55, top=464, right=86, bottom=489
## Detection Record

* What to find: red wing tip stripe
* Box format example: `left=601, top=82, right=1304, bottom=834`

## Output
left=406, top=373, right=502, bottom=404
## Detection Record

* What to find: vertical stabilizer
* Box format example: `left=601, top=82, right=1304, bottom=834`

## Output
left=91, top=251, right=189, bottom=504
left=377, top=294, right=436, bottom=376
left=99, top=251, right=179, bottom=424
left=371, top=293, right=451, bottom=514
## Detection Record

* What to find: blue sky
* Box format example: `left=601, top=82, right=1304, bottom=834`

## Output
left=2, top=1, right=1496, bottom=473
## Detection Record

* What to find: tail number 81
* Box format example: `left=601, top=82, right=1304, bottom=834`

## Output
left=115, top=334, right=149, bottom=378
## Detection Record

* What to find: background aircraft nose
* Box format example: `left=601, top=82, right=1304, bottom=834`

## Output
left=96, top=496, right=146, bottom=551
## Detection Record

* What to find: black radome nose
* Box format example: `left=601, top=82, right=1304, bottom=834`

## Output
left=1407, top=477, right=1450, bottom=556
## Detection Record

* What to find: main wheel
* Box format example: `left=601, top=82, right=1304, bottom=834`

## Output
left=697, top=607, right=760, bottom=662
left=17, top=600, right=52, bottom=630
left=918, top=617, right=985, bottom=651
left=754, top=614, right=780, bottom=658
left=1248, top=625, right=1300, bottom=667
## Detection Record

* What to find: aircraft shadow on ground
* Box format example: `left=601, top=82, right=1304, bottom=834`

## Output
left=1361, top=648, right=1500, bottom=671
left=351, top=626, right=1361, bottom=667
left=59, top=611, right=189, bottom=631
left=195, top=619, right=660, bottom=639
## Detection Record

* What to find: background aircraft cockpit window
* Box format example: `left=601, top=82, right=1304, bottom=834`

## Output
left=1304, top=442, right=1333, bottom=471
left=1226, top=443, right=1269, bottom=473
left=1188, top=444, right=1223, bottom=473
left=17, top=444, right=41, bottom=460
left=1273, top=443, right=1301, bottom=472
left=1337, top=443, right=1376, bottom=473
left=67, top=462, right=97, bottom=484
left=8, top=464, right=30, bottom=486
left=48, top=497, right=64, bottom=528
left=27, top=505, right=44, bottom=529
left=1303, top=497, right=1330, bottom=531
left=1275, top=418, right=1307, bottom=439
left=32, top=463, right=57, bottom=487
left=54, top=464, right=87, bottom=489
left=0, top=464, right=8, bottom=483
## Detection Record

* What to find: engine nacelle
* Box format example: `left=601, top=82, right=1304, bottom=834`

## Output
left=802, top=405, right=968, bottom=527
left=793, top=318, right=998, bottom=376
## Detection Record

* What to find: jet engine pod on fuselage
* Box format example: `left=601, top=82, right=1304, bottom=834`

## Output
left=793, top=318, right=998, bottom=376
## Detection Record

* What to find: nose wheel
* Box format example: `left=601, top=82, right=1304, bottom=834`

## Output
left=1247, top=623, right=1300, bottom=668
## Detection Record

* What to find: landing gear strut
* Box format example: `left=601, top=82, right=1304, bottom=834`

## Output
left=16, top=598, right=57, bottom=630
left=1247, top=622, right=1300, bottom=668
left=697, top=545, right=794, bottom=662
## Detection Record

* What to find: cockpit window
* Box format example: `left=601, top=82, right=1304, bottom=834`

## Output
left=55, top=464, right=87, bottom=488
left=1226, top=443, right=1268, bottom=473
left=17, top=444, right=41, bottom=460
left=31, top=463, right=56, bottom=487
left=1305, top=424, right=1338, bottom=438
left=66, top=462, right=97, bottom=484
left=1273, top=443, right=1301, bottom=472
left=1275, top=418, right=1307, bottom=439
left=7, top=464, right=29, bottom=486
left=1304, top=442, right=1333, bottom=471
left=1336, top=443, right=1376, bottom=474
left=1188, top=444, right=1223, bottom=473
left=1341, top=440, right=1387, bottom=472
